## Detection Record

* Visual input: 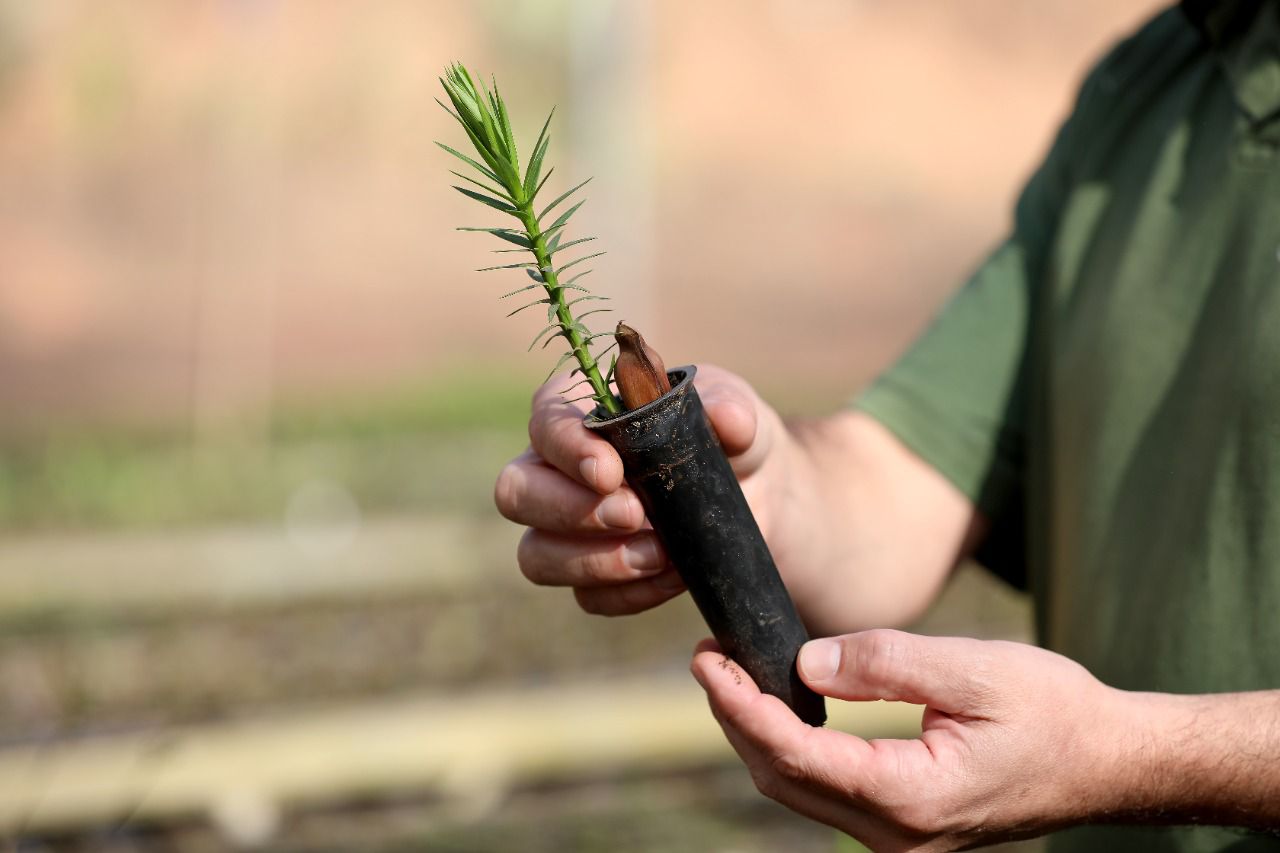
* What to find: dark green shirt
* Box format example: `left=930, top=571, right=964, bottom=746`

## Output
left=856, top=3, right=1280, bottom=850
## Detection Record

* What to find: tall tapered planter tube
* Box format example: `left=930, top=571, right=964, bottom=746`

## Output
left=586, top=366, right=826, bottom=726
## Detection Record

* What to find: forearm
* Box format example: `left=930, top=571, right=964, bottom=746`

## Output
left=1102, top=688, right=1280, bottom=828
left=765, top=410, right=983, bottom=636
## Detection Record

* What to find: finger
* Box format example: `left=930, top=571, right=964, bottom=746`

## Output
left=573, top=569, right=686, bottom=615
left=691, top=647, right=878, bottom=789
left=518, top=529, right=666, bottom=587
left=694, top=365, right=775, bottom=475
left=495, top=452, right=645, bottom=533
left=694, top=637, right=722, bottom=656
left=692, top=647, right=886, bottom=838
left=797, top=629, right=1000, bottom=715
left=529, top=376, right=625, bottom=494
left=705, top=700, right=884, bottom=845
left=690, top=648, right=862, bottom=765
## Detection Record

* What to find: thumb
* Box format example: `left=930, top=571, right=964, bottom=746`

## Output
left=797, top=629, right=997, bottom=715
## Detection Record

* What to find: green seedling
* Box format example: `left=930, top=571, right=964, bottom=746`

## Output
left=437, top=63, right=621, bottom=416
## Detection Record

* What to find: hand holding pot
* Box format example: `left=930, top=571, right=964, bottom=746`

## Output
left=495, top=364, right=786, bottom=617
left=691, top=630, right=1132, bottom=851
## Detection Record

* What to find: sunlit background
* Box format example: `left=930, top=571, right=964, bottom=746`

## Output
left=2, top=1, right=1160, bottom=850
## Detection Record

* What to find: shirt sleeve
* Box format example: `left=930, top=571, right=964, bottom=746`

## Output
left=853, top=85, right=1082, bottom=589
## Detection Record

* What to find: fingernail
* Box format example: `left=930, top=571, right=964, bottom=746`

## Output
left=799, top=639, right=841, bottom=681
left=653, top=570, right=686, bottom=593
left=579, top=456, right=598, bottom=488
left=597, top=493, right=637, bottom=529
left=622, top=536, right=662, bottom=573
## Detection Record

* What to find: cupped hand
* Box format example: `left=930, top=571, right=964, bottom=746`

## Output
left=692, top=630, right=1134, bottom=852
left=494, top=364, right=787, bottom=615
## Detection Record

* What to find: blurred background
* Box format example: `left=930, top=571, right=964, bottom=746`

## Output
left=0, top=1, right=1160, bottom=850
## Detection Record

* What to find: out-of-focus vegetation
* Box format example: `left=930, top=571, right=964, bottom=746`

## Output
left=0, top=371, right=842, bottom=532
left=0, top=371, right=531, bottom=531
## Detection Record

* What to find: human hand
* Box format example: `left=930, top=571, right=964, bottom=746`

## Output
left=495, top=364, right=792, bottom=615
left=692, top=629, right=1133, bottom=851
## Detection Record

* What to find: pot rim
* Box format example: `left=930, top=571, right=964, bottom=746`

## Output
left=584, top=364, right=696, bottom=428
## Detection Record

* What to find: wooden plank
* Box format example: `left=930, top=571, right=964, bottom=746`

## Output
left=0, top=677, right=922, bottom=836
left=0, top=515, right=521, bottom=621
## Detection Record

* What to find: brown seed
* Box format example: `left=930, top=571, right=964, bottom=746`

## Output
left=614, top=322, right=671, bottom=411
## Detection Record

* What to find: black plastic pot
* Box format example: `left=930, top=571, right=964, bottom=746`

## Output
left=587, top=366, right=826, bottom=726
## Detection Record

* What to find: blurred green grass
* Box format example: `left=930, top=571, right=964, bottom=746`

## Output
left=0, top=372, right=535, bottom=531
left=0, top=370, right=839, bottom=532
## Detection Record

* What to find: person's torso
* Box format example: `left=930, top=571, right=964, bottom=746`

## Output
left=1026, top=6, right=1280, bottom=851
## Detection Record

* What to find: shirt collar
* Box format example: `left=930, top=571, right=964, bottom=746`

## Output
left=1182, top=0, right=1280, bottom=124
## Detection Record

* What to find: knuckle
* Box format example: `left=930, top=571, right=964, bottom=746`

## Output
left=580, top=547, right=621, bottom=584
left=527, top=398, right=560, bottom=453
left=749, top=766, right=784, bottom=802
left=612, top=582, right=652, bottom=615
left=574, top=587, right=622, bottom=617
left=895, top=804, right=943, bottom=841
left=573, top=587, right=604, bottom=615
left=550, top=495, right=583, bottom=532
left=493, top=462, right=522, bottom=520
left=769, top=751, right=809, bottom=785
left=857, top=628, right=907, bottom=686
left=545, top=414, right=582, bottom=459
left=890, top=801, right=930, bottom=834
left=515, top=530, right=545, bottom=584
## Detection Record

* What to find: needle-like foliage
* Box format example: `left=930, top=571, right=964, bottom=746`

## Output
left=438, top=63, right=620, bottom=416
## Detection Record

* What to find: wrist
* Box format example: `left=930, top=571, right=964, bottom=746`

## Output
left=1066, top=685, right=1171, bottom=822
left=758, top=415, right=836, bottom=607
left=1088, top=687, right=1280, bottom=825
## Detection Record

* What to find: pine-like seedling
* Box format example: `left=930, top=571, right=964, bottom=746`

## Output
left=437, top=63, right=621, bottom=416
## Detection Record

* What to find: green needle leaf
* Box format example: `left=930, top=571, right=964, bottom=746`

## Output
left=558, top=376, right=595, bottom=394
left=492, top=78, right=518, bottom=166
left=435, top=142, right=502, bottom=185
left=539, top=221, right=571, bottom=245
left=547, top=236, right=596, bottom=256
left=450, top=170, right=513, bottom=202
left=545, top=199, right=585, bottom=234
left=440, top=77, right=482, bottom=134
left=457, top=227, right=531, bottom=249
left=523, top=133, right=552, bottom=200
left=458, top=118, right=521, bottom=191
left=555, top=251, right=606, bottom=275
left=500, top=283, right=540, bottom=298
left=523, top=108, right=555, bottom=197
left=477, top=260, right=540, bottom=272
left=528, top=323, right=560, bottom=351
left=561, top=269, right=595, bottom=287
left=471, top=77, right=504, bottom=158
left=538, top=178, right=592, bottom=222
left=566, top=294, right=609, bottom=309
left=529, top=167, right=555, bottom=204
left=453, top=186, right=520, bottom=215
left=506, top=298, right=551, bottom=317
left=543, top=349, right=581, bottom=383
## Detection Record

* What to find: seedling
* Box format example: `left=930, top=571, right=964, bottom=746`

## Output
left=438, top=63, right=825, bottom=726
left=436, top=63, right=622, bottom=416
